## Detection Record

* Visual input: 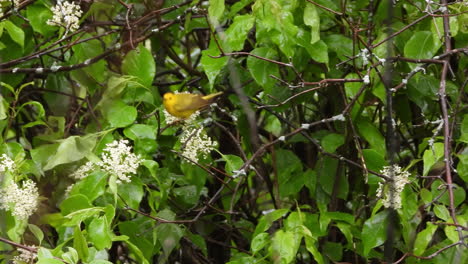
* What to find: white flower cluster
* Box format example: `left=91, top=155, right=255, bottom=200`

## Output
left=13, top=246, right=37, bottom=264
left=46, top=1, right=83, bottom=32
left=0, top=154, right=16, bottom=173
left=163, top=109, right=200, bottom=125
left=376, top=165, right=410, bottom=209
left=97, top=140, right=142, bottom=184
left=0, top=0, right=20, bottom=17
left=70, top=161, right=95, bottom=180
left=0, top=180, right=39, bottom=220
left=180, top=126, right=217, bottom=163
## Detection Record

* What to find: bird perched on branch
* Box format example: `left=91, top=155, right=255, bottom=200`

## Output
left=163, top=92, right=223, bottom=118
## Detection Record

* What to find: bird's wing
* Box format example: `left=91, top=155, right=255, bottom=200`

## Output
left=173, top=94, right=209, bottom=112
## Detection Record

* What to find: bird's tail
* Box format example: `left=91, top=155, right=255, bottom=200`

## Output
left=202, top=91, right=223, bottom=102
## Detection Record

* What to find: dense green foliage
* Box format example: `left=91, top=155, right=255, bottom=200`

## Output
left=0, top=0, right=467, bottom=263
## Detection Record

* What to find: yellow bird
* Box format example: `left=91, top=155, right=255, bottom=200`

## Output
left=163, top=91, right=223, bottom=118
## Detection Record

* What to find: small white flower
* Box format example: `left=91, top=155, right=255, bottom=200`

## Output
left=13, top=246, right=37, bottom=264
left=301, top=123, right=311, bottom=129
left=0, top=154, right=16, bottom=173
left=47, top=1, right=83, bottom=32
left=376, top=165, right=410, bottom=209
left=97, top=140, right=142, bottom=184
left=70, top=161, right=95, bottom=180
left=180, top=126, right=217, bottom=163
left=0, top=180, right=39, bottom=220
left=278, top=136, right=286, bottom=142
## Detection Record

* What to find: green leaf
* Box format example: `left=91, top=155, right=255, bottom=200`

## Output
left=356, top=119, right=386, bottom=154
left=3, top=21, right=24, bottom=48
left=42, top=134, right=98, bottom=171
left=459, top=114, right=468, bottom=143
left=104, top=100, right=137, bottom=128
left=413, top=223, right=437, bottom=255
left=321, top=133, right=344, bottom=153
left=276, top=149, right=304, bottom=197
left=323, top=242, right=343, bottom=262
left=186, top=232, right=208, bottom=256
left=61, top=247, right=79, bottom=264
left=304, top=3, right=320, bottom=44
left=422, top=142, right=444, bottom=176
left=26, top=3, right=55, bottom=36
left=253, top=209, right=289, bottom=237
left=323, top=34, right=353, bottom=60
left=88, top=216, right=113, bottom=250
left=155, top=223, right=184, bottom=257
left=60, top=195, right=93, bottom=216
left=222, top=154, right=244, bottom=176
left=74, top=225, right=89, bottom=261
left=308, top=40, right=329, bottom=64
left=305, top=236, right=324, bottom=264
left=251, top=232, right=269, bottom=253
left=317, top=156, right=338, bottom=196
left=433, top=204, right=450, bottom=221
left=362, top=210, right=389, bottom=256
left=28, top=224, right=44, bottom=245
left=362, top=149, right=388, bottom=173
left=70, top=171, right=107, bottom=202
left=247, top=47, right=280, bottom=89
left=270, top=230, right=299, bottom=264
left=122, top=44, right=156, bottom=88
left=457, top=154, right=468, bottom=183
left=404, top=31, right=438, bottom=60
left=124, top=124, right=156, bottom=140
left=208, top=0, right=225, bottom=23
left=224, top=14, right=255, bottom=51
left=201, top=38, right=228, bottom=87
left=71, top=36, right=107, bottom=83
left=117, top=177, right=144, bottom=209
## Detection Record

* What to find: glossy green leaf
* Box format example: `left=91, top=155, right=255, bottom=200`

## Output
left=413, top=223, right=437, bottom=255
left=222, top=154, right=244, bottom=176
left=42, top=134, right=97, bottom=171
left=422, top=142, right=444, bottom=176
left=155, top=223, right=184, bottom=257
left=121, top=44, right=156, bottom=88
left=70, top=171, right=107, bottom=202
left=356, top=119, right=386, bottom=154
left=117, top=177, right=144, bottom=209
left=201, top=38, right=228, bottom=87
left=251, top=232, right=269, bottom=253
left=305, top=236, right=324, bottom=264
left=276, top=149, right=304, bottom=197
left=3, top=21, right=24, bottom=48
left=88, top=216, right=112, bottom=250
left=104, top=100, right=137, bottom=128
left=456, top=154, right=468, bottom=183
left=26, top=3, right=55, bottom=36
left=362, top=210, right=389, bottom=256
left=28, top=224, right=44, bottom=245
left=253, top=209, right=289, bottom=237
left=304, top=3, right=320, bottom=44
left=60, top=195, right=93, bottom=216
left=459, top=114, right=468, bottom=143
left=270, top=230, right=298, bottom=264
left=247, top=47, right=280, bottom=88
left=321, top=133, right=344, bottom=153
left=73, top=225, right=89, bottom=261
left=208, top=0, right=225, bottom=22
left=404, top=31, right=438, bottom=60
left=224, top=14, right=255, bottom=51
